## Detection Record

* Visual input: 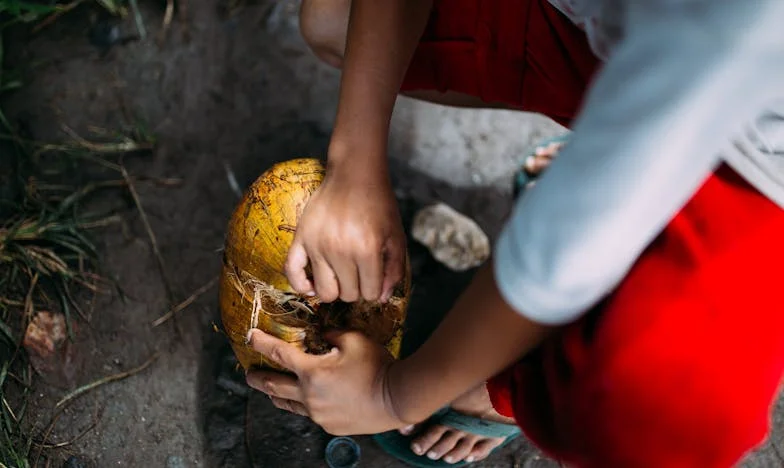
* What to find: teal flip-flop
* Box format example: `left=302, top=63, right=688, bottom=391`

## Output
left=513, top=133, right=571, bottom=199
left=372, top=408, right=521, bottom=467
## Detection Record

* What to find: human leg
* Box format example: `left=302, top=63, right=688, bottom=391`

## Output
left=490, top=164, right=784, bottom=467
left=298, top=0, right=600, bottom=124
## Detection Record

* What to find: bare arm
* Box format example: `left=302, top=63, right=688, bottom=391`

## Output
left=244, top=261, right=551, bottom=435
left=285, top=0, right=434, bottom=304
left=385, top=263, right=551, bottom=424
left=328, top=0, right=434, bottom=166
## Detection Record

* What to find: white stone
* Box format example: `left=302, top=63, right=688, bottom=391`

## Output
left=411, top=203, right=490, bottom=271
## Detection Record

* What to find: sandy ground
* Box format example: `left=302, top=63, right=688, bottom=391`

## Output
left=3, top=1, right=782, bottom=466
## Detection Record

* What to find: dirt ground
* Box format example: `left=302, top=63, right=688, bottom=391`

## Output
left=4, top=0, right=783, bottom=467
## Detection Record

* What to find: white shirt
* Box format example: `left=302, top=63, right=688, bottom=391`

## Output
left=494, top=0, right=784, bottom=325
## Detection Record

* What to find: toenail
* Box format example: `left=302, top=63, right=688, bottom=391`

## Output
left=427, top=451, right=438, bottom=460
left=412, top=444, right=422, bottom=455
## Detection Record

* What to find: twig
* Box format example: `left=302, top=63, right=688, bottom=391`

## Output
left=34, top=403, right=66, bottom=464
left=23, top=272, right=39, bottom=322
left=55, top=353, right=159, bottom=409
left=40, top=177, right=182, bottom=196
left=0, top=297, right=24, bottom=307
left=161, top=0, right=175, bottom=36
left=1, top=397, right=17, bottom=424
left=36, top=417, right=98, bottom=449
left=152, top=276, right=219, bottom=327
left=31, top=0, right=83, bottom=34
left=120, top=166, right=175, bottom=306
left=77, top=215, right=124, bottom=230
left=61, top=125, right=152, bottom=154
left=33, top=402, right=103, bottom=465
left=128, top=0, right=147, bottom=40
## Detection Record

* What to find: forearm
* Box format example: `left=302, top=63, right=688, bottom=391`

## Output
left=386, top=263, right=551, bottom=424
left=329, top=0, right=432, bottom=167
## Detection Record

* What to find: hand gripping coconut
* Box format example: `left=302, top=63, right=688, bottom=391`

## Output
left=219, top=158, right=411, bottom=372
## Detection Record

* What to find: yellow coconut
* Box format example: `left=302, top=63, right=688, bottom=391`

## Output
left=219, top=158, right=411, bottom=372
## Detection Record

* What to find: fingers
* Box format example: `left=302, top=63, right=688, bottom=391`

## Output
left=380, top=237, right=405, bottom=303
left=357, top=245, right=383, bottom=302
left=246, top=369, right=303, bottom=402
left=270, top=397, right=310, bottom=417
left=247, top=329, right=311, bottom=373
left=331, top=256, right=361, bottom=302
left=284, top=240, right=315, bottom=296
left=310, top=255, right=340, bottom=302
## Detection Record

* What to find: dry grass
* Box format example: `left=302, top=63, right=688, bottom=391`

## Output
left=0, top=137, right=147, bottom=467
left=0, top=4, right=150, bottom=465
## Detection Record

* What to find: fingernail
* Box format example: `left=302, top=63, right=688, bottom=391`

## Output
left=524, top=155, right=537, bottom=171
left=245, top=329, right=255, bottom=343
left=427, top=451, right=438, bottom=460
left=306, top=290, right=316, bottom=297
left=444, top=456, right=454, bottom=464
left=400, top=425, right=414, bottom=435
left=412, top=444, right=422, bottom=455
left=466, top=456, right=475, bottom=463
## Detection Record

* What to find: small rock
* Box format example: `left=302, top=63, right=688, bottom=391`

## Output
left=166, top=455, right=187, bottom=468
left=411, top=203, right=490, bottom=272
left=23, top=311, right=81, bottom=388
left=23, top=310, right=66, bottom=357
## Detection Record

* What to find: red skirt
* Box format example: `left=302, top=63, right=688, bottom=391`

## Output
left=403, top=1, right=784, bottom=466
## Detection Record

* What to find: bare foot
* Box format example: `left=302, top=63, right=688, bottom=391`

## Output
left=397, top=383, right=517, bottom=464
left=520, top=139, right=566, bottom=190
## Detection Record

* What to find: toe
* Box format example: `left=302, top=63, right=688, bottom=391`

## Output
left=442, top=436, right=476, bottom=464
left=426, top=430, right=462, bottom=461
left=466, top=438, right=505, bottom=463
left=411, top=425, right=448, bottom=457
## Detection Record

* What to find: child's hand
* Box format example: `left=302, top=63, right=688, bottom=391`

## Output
left=284, top=157, right=406, bottom=303
left=245, top=328, right=406, bottom=435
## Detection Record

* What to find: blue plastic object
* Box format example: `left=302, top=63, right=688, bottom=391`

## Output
left=325, top=436, right=361, bottom=468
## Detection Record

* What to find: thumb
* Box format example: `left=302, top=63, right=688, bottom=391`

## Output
left=322, top=329, right=366, bottom=352
left=284, top=238, right=315, bottom=296
left=246, top=328, right=311, bottom=373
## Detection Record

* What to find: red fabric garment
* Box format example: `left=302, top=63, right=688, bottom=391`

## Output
left=400, top=0, right=600, bottom=127
left=488, top=164, right=784, bottom=467
left=401, top=1, right=784, bottom=465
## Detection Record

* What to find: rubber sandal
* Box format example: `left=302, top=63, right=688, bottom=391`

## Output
left=513, top=133, right=571, bottom=199
left=372, top=407, right=521, bottom=467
